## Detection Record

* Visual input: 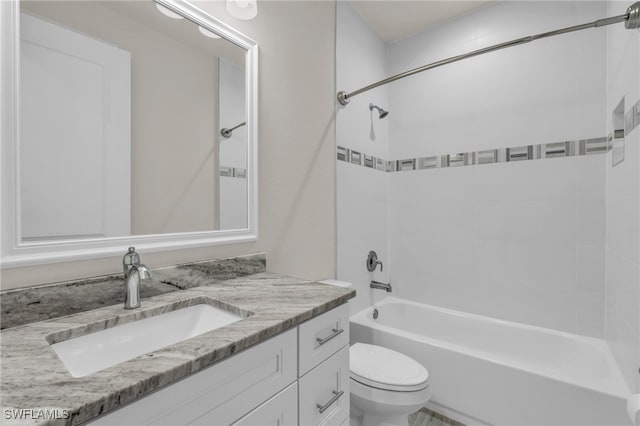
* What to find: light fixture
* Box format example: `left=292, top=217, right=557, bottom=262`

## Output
left=226, top=0, right=258, bottom=20
left=156, top=3, right=183, bottom=19
left=198, top=26, right=221, bottom=39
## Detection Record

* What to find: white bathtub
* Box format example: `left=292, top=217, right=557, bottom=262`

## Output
left=350, top=297, right=631, bottom=426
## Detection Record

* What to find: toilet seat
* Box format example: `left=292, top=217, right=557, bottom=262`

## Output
left=350, top=343, right=429, bottom=392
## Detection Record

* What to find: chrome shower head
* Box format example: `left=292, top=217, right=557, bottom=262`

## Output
left=369, top=103, right=389, bottom=119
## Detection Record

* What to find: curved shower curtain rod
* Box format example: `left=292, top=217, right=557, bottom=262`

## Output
left=337, top=1, right=640, bottom=106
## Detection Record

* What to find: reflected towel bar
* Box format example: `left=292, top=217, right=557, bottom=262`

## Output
left=220, top=121, right=246, bottom=138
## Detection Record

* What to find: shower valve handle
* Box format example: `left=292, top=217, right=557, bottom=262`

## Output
left=367, top=251, right=383, bottom=272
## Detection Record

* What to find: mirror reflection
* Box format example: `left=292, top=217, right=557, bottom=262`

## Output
left=19, top=1, right=248, bottom=243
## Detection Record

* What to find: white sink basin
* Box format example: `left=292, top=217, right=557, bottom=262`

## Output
left=50, top=304, right=244, bottom=377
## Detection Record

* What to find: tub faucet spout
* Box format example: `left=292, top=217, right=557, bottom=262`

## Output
left=370, top=280, right=392, bottom=292
left=122, top=247, right=152, bottom=309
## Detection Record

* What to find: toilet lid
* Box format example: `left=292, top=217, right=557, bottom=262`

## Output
left=350, top=343, right=429, bottom=392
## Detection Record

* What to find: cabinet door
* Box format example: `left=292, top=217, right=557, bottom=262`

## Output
left=299, top=346, right=349, bottom=426
left=231, top=382, right=297, bottom=426
left=90, top=329, right=297, bottom=426
left=298, top=304, right=349, bottom=376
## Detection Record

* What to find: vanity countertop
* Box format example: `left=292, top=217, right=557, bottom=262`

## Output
left=0, top=273, right=355, bottom=425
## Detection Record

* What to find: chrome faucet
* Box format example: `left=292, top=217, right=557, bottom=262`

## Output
left=370, top=280, right=392, bottom=292
left=122, top=247, right=152, bottom=309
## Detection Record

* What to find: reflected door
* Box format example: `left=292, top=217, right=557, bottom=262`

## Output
left=20, top=12, right=131, bottom=241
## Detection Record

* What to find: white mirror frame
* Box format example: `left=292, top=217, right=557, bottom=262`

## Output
left=0, top=0, right=258, bottom=268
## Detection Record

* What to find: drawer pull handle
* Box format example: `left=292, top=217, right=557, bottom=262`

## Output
left=316, top=390, right=344, bottom=414
left=316, top=328, right=344, bottom=346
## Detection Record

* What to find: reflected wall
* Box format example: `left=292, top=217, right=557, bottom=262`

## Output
left=19, top=1, right=247, bottom=239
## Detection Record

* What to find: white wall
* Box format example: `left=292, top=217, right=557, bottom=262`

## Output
left=604, top=0, right=640, bottom=394
left=219, top=58, right=248, bottom=230
left=2, top=1, right=337, bottom=290
left=336, top=2, right=390, bottom=315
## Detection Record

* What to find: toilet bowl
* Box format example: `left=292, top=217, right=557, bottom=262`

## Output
left=349, top=343, right=431, bottom=426
left=318, top=280, right=431, bottom=426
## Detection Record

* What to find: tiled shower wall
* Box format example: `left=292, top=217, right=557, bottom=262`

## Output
left=337, top=2, right=640, bottom=390
left=337, top=0, right=639, bottom=396
left=336, top=2, right=390, bottom=315
left=337, top=2, right=617, bottom=335
left=605, top=0, right=640, bottom=394
left=386, top=1, right=609, bottom=337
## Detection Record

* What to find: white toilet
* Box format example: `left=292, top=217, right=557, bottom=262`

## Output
left=319, top=280, right=431, bottom=426
left=349, top=343, right=431, bottom=426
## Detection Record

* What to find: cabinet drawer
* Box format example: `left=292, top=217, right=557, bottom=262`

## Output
left=232, top=382, right=298, bottom=426
left=91, top=328, right=297, bottom=426
left=298, top=303, right=349, bottom=376
left=299, top=345, right=349, bottom=426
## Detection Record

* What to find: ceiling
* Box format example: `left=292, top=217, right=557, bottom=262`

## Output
left=102, top=1, right=246, bottom=65
left=350, top=1, right=496, bottom=43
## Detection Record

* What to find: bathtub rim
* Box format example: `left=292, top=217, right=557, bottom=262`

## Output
left=350, top=296, right=630, bottom=399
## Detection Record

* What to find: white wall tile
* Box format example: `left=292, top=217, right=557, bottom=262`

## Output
left=473, top=160, right=576, bottom=203
left=604, top=0, right=640, bottom=393
left=386, top=1, right=607, bottom=337
left=336, top=2, right=389, bottom=160
left=606, top=249, right=640, bottom=392
left=336, top=0, right=637, bottom=392
left=336, top=3, right=390, bottom=315
left=337, top=237, right=390, bottom=315
left=607, top=195, right=640, bottom=263
left=577, top=244, right=606, bottom=293
left=388, top=2, right=607, bottom=159
left=575, top=290, right=605, bottom=337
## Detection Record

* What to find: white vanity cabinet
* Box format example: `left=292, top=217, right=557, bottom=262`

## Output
left=297, top=303, right=350, bottom=426
left=232, top=382, right=298, bottom=426
left=90, top=328, right=298, bottom=426
left=90, top=304, right=350, bottom=426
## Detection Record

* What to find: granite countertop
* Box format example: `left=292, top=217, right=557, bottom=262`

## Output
left=1, top=254, right=268, bottom=330
left=0, top=272, right=355, bottom=425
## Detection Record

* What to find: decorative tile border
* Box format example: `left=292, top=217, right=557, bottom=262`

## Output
left=337, top=136, right=609, bottom=173
left=624, top=99, right=640, bottom=136
left=219, top=166, right=246, bottom=178
left=338, top=99, right=640, bottom=174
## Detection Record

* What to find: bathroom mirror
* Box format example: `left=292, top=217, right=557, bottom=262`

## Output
left=0, top=0, right=258, bottom=267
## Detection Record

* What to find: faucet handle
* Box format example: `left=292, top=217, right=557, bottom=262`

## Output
left=136, top=264, right=152, bottom=280
left=366, top=251, right=383, bottom=272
